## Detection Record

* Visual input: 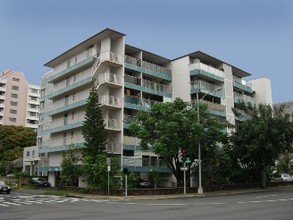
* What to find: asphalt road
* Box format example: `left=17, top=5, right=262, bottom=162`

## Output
left=1, top=186, right=293, bottom=220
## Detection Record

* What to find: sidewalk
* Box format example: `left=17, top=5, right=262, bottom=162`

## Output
left=17, top=185, right=291, bottom=201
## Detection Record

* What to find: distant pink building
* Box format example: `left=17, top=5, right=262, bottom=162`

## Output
left=0, top=69, right=40, bottom=129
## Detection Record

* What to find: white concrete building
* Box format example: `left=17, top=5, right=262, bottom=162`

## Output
left=0, top=70, right=40, bottom=129
left=38, top=28, right=272, bottom=187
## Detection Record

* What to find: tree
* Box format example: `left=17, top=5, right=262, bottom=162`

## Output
left=82, top=86, right=108, bottom=155
left=129, top=98, right=227, bottom=186
left=0, top=125, right=36, bottom=175
left=231, top=103, right=293, bottom=188
left=61, top=144, right=82, bottom=186
left=81, top=86, right=110, bottom=187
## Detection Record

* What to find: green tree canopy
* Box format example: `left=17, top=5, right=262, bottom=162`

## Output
left=82, top=86, right=108, bottom=155
left=129, top=98, right=227, bottom=186
left=231, top=103, right=293, bottom=188
left=61, top=144, right=82, bottom=186
left=0, top=125, right=36, bottom=175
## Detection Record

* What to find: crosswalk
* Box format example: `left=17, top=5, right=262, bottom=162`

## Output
left=0, top=195, right=111, bottom=207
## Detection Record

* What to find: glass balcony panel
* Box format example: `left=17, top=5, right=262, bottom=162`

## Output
left=189, top=62, right=224, bottom=79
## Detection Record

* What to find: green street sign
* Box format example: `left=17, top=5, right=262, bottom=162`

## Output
left=185, top=157, right=192, bottom=164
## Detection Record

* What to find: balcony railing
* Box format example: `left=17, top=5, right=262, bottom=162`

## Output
left=125, top=74, right=171, bottom=97
left=124, top=95, right=155, bottom=111
left=190, top=80, right=224, bottom=97
left=234, top=93, right=255, bottom=106
left=45, top=72, right=93, bottom=99
left=125, top=55, right=172, bottom=81
left=46, top=56, right=95, bottom=83
left=105, top=118, right=121, bottom=131
left=95, top=72, right=122, bottom=87
left=99, top=95, right=122, bottom=108
left=189, top=62, right=224, bottom=82
left=107, top=142, right=122, bottom=154
left=123, top=157, right=170, bottom=173
left=233, top=76, right=253, bottom=93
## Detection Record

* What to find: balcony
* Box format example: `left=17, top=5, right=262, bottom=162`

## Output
left=123, top=157, right=171, bottom=173
left=194, top=100, right=226, bottom=117
left=45, top=75, right=92, bottom=100
left=189, top=62, right=224, bottom=82
left=107, top=142, right=122, bottom=154
left=48, top=98, right=88, bottom=116
left=125, top=74, right=172, bottom=98
left=95, top=72, right=122, bottom=88
left=39, top=142, right=84, bottom=153
left=234, top=92, right=256, bottom=106
left=123, top=114, right=135, bottom=129
left=46, top=56, right=95, bottom=83
left=99, top=95, right=122, bottom=109
left=125, top=55, right=172, bottom=81
left=124, top=95, right=154, bottom=111
left=190, top=80, right=224, bottom=98
left=233, top=76, right=253, bottom=94
left=105, top=118, right=121, bottom=131
left=43, top=117, right=85, bottom=135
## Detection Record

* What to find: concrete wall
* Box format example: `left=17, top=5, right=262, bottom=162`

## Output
left=250, top=77, right=273, bottom=106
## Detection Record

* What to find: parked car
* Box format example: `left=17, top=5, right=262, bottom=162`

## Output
left=137, top=178, right=151, bottom=188
left=0, top=181, right=11, bottom=194
left=30, top=177, right=51, bottom=187
left=272, top=173, right=293, bottom=182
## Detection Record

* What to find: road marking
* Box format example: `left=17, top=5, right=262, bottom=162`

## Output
left=3, top=202, right=21, bottom=206
left=237, top=197, right=293, bottom=204
left=256, top=194, right=276, bottom=199
left=0, top=203, right=9, bottom=207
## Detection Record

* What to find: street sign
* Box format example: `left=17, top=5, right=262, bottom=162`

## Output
left=180, top=167, right=188, bottom=171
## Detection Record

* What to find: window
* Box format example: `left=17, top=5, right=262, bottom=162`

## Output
left=9, top=117, right=16, bottom=122
left=10, top=109, right=17, bottom=114
left=123, top=150, right=134, bottom=156
left=32, top=150, right=35, bottom=157
left=30, top=88, right=38, bottom=93
left=29, top=112, right=37, bottom=117
left=10, top=101, right=18, bottom=106
left=26, top=151, right=30, bottom=157
left=72, top=112, right=75, bottom=119
left=67, top=60, right=71, bottom=68
left=30, top=96, right=38, bottom=101
left=12, top=85, right=19, bottom=90
left=71, top=131, right=74, bottom=139
left=72, top=93, right=75, bottom=100
left=29, top=104, right=38, bottom=109
left=11, top=93, right=18, bottom=98
left=12, top=78, right=20, bottom=82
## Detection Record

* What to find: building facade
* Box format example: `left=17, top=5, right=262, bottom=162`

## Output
left=0, top=69, right=40, bottom=129
left=38, top=28, right=272, bottom=187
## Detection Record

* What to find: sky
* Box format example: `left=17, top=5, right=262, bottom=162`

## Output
left=0, top=0, right=292, bottom=104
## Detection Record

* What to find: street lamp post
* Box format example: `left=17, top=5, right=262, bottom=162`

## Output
left=196, top=85, right=221, bottom=195
left=196, top=92, right=203, bottom=195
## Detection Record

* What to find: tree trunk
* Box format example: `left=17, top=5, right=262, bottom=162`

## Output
left=260, top=169, right=266, bottom=189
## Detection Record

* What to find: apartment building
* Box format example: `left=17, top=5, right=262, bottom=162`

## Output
left=0, top=70, right=40, bottom=129
left=38, top=28, right=272, bottom=187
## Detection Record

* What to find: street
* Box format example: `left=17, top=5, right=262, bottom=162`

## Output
left=1, top=186, right=293, bottom=220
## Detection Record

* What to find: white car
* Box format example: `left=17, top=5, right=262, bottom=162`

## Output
left=273, top=173, right=293, bottom=182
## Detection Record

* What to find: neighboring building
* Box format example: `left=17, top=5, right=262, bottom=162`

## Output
left=23, top=146, right=40, bottom=176
left=38, top=28, right=272, bottom=187
left=0, top=69, right=40, bottom=129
